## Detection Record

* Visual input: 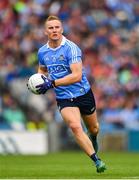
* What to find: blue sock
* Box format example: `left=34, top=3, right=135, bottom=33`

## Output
left=90, top=153, right=99, bottom=163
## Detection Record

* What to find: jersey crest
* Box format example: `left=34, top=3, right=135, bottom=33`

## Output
left=59, top=54, right=65, bottom=61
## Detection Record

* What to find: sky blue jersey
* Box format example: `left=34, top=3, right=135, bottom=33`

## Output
left=38, top=36, right=90, bottom=99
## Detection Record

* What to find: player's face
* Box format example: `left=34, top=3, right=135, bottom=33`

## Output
left=45, top=20, right=63, bottom=41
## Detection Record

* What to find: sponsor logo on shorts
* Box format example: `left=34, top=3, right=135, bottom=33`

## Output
left=91, top=107, right=95, bottom=112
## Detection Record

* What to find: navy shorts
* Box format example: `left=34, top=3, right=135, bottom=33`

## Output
left=56, top=89, right=96, bottom=115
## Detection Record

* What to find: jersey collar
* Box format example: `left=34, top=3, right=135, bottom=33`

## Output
left=46, top=36, right=66, bottom=49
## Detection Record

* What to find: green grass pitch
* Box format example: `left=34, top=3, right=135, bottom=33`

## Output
left=0, top=151, right=139, bottom=179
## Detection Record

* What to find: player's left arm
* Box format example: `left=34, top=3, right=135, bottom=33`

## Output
left=54, top=62, right=82, bottom=86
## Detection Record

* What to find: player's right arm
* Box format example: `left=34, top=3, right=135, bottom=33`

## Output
left=38, top=65, right=48, bottom=75
left=37, top=49, right=48, bottom=75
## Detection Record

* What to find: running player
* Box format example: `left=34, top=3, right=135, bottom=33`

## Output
left=36, top=15, right=106, bottom=173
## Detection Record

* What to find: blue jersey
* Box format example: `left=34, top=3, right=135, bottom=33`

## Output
left=38, top=36, right=90, bottom=99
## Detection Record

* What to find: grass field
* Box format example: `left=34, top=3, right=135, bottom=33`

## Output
left=0, top=151, right=139, bottom=179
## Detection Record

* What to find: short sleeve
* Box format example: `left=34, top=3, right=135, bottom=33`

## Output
left=38, top=51, right=45, bottom=67
left=67, top=43, right=82, bottom=65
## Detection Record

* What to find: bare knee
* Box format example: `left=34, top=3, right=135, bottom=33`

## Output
left=69, top=122, right=83, bottom=135
left=89, top=122, right=99, bottom=135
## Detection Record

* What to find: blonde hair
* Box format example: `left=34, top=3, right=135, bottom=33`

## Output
left=45, top=15, right=62, bottom=26
left=46, top=15, right=61, bottom=22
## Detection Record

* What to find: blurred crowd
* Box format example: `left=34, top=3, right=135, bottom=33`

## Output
left=0, top=0, right=139, bottom=131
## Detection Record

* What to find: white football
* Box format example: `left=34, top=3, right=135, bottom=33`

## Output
left=27, top=73, right=45, bottom=94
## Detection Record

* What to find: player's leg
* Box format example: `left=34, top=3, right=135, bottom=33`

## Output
left=82, top=111, right=106, bottom=172
left=82, top=110, right=99, bottom=153
left=78, top=89, right=99, bottom=153
left=60, top=107, right=106, bottom=173
left=60, top=106, right=95, bottom=156
left=57, top=96, right=106, bottom=173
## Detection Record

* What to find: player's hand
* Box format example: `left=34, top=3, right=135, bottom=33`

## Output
left=36, top=75, right=55, bottom=94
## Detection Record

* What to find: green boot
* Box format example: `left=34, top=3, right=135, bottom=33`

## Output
left=95, top=159, right=107, bottom=173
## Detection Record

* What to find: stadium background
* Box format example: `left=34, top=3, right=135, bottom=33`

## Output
left=0, top=0, right=139, bottom=156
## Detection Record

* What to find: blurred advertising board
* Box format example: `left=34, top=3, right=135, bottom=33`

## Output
left=0, top=130, right=48, bottom=154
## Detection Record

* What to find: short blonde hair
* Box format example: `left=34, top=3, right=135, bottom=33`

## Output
left=45, top=15, right=62, bottom=26
left=46, top=15, right=61, bottom=22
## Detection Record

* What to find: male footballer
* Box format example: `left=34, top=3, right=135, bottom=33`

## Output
left=36, top=15, right=106, bottom=173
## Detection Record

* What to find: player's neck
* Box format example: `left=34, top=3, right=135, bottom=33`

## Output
left=48, top=37, right=62, bottom=48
